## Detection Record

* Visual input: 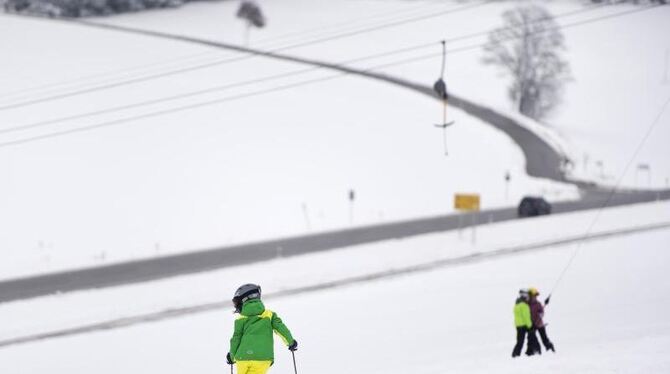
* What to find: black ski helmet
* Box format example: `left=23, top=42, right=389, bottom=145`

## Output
left=232, top=283, right=261, bottom=312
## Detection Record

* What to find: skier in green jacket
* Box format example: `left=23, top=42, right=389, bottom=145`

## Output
left=226, top=284, right=298, bottom=374
left=512, top=288, right=532, bottom=357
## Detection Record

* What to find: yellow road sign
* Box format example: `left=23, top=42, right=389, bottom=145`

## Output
left=454, top=193, right=480, bottom=211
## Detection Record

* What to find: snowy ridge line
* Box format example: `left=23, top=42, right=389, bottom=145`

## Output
left=1, top=220, right=668, bottom=349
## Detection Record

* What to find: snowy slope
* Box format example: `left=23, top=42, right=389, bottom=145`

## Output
left=0, top=6, right=579, bottom=276
left=0, top=201, right=668, bottom=373
left=1, top=1, right=668, bottom=284
left=100, top=0, right=670, bottom=187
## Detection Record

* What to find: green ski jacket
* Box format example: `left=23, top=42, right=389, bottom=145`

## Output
left=230, top=300, right=295, bottom=362
left=514, top=298, right=532, bottom=329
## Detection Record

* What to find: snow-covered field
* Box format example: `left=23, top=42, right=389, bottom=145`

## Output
left=1, top=0, right=669, bottom=274
left=99, top=0, right=670, bottom=187
left=1, top=0, right=668, bottom=276
left=0, top=200, right=668, bottom=373
left=0, top=1, right=593, bottom=273
left=1, top=1, right=668, bottom=273
left=1, top=1, right=669, bottom=373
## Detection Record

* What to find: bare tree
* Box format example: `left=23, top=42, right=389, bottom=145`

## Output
left=483, top=5, right=571, bottom=120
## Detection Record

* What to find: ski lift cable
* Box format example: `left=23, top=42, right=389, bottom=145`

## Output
left=0, top=1, right=644, bottom=139
left=439, top=41, right=446, bottom=79
left=0, top=1, right=489, bottom=109
left=548, top=93, right=670, bottom=299
left=0, top=4, right=659, bottom=139
left=0, top=43, right=441, bottom=136
left=0, top=51, right=455, bottom=149
left=0, top=0, right=619, bottom=112
left=251, top=1, right=492, bottom=51
left=0, top=0, right=451, bottom=101
left=6, top=0, right=620, bottom=105
left=427, top=4, right=662, bottom=61
left=0, top=50, right=223, bottom=101
left=252, top=1, right=465, bottom=47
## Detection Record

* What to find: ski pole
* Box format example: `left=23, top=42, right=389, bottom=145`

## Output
left=230, top=364, right=233, bottom=374
left=291, top=350, right=298, bottom=374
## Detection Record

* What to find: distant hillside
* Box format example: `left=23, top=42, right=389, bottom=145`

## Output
left=2, top=0, right=193, bottom=17
left=2, top=0, right=666, bottom=19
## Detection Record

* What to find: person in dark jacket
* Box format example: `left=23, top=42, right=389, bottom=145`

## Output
left=528, top=287, right=555, bottom=353
left=512, top=289, right=532, bottom=357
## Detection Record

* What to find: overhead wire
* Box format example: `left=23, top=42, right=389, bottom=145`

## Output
left=0, top=0, right=459, bottom=103
left=0, top=50, right=222, bottom=102
left=0, top=51, right=449, bottom=148
left=442, top=3, right=662, bottom=56
left=251, top=0, right=451, bottom=47
left=0, top=2, right=664, bottom=149
left=0, top=1, right=493, bottom=111
left=0, top=2, right=659, bottom=139
left=548, top=94, right=670, bottom=297
left=0, top=42, right=440, bottom=136
left=2, top=0, right=637, bottom=113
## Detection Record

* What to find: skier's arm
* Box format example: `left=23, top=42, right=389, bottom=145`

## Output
left=523, top=305, right=533, bottom=329
left=271, top=312, right=295, bottom=346
left=229, top=318, right=245, bottom=358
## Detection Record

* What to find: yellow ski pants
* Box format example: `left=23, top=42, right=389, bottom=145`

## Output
left=236, top=360, right=272, bottom=374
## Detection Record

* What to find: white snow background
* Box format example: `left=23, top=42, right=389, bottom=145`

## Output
left=0, top=0, right=669, bottom=373
left=0, top=201, right=669, bottom=373
left=1, top=0, right=668, bottom=275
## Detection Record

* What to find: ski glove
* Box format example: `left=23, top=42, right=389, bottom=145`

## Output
left=544, top=295, right=551, bottom=306
left=226, top=352, right=234, bottom=365
left=288, top=339, right=298, bottom=351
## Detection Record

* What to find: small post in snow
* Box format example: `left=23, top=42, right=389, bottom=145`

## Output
left=663, top=48, right=669, bottom=85
left=583, top=153, right=589, bottom=173
left=301, top=203, right=311, bottom=231
left=504, top=170, right=511, bottom=201
left=454, top=193, right=480, bottom=245
left=636, top=163, right=651, bottom=188
left=596, top=160, right=605, bottom=180
left=348, top=189, right=356, bottom=225
left=471, top=213, right=477, bottom=245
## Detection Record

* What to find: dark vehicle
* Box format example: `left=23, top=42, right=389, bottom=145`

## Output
left=518, top=197, right=552, bottom=217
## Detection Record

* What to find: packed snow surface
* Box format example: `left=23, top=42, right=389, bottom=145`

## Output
left=100, top=0, right=670, bottom=187
left=1, top=1, right=669, bottom=372
left=1, top=1, right=668, bottom=272
left=0, top=201, right=669, bottom=373
left=0, top=1, right=590, bottom=275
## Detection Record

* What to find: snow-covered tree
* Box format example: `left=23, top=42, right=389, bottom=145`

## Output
left=483, top=5, right=571, bottom=120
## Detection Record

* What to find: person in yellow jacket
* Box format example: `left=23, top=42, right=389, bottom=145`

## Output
left=512, top=289, right=532, bottom=357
